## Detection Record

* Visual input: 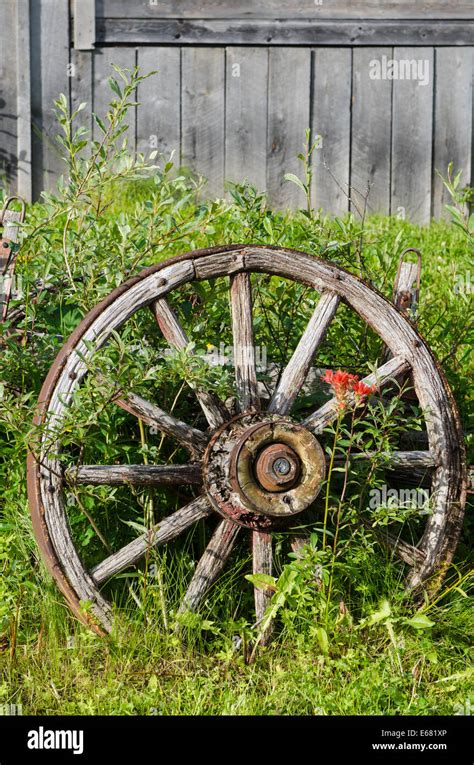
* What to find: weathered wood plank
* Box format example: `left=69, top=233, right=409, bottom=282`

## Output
left=70, top=49, right=93, bottom=157
left=432, top=48, right=473, bottom=219
left=73, top=0, right=95, bottom=51
left=268, top=291, right=340, bottom=415
left=0, top=209, right=23, bottom=321
left=30, top=0, right=70, bottom=197
left=95, top=1, right=474, bottom=22
left=334, top=450, right=437, bottom=468
left=96, top=19, right=474, bottom=47
left=91, top=495, right=212, bottom=584
left=1, top=209, right=23, bottom=244
left=230, top=272, right=260, bottom=412
left=193, top=249, right=246, bottom=280
left=0, top=0, right=19, bottom=192
left=252, top=531, right=273, bottom=645
left=69, top=463, right=202, bottom=486
left=267, top=48, right=310, bottom=209
left=351, top=48, right=392, bottom=216
left=178, top=518, right=240, bottom=613
left=93, top=47, right=136, bottom=150
left=136, top=47, right=181, bottom=161
left=225, top=47, right=268, bottom=192
left=360, top=517, right=427, bottom=567
left=311, top=48, right=351, bottom=216
left=391, top=48, right=434, bottom=224
left=15, top=0, right=32, bottom=200
left=115, top=390, right=208, bottom=455
left=394, top=262, right=420, bottom=311
left=152, top=297, right=187, bottom=347
left=181, top=48, right=225, bottom=197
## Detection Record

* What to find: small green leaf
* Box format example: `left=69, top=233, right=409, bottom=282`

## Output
left=363, top=599, right=392, bottom=627
left=121, top=519, right=149, bottom=535
left=108, top=77, right=122, bottom=98
left=315, top=626, right=329, bottom=655
left=283, top=173, right=306, bottom=194
left=245, top=573, right=277, bottom=592
left=93, top=113, right=107, bottom=134
left=405, top=613, right=435, bottom=630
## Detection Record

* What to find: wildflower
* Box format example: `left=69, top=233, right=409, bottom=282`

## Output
left=352, top=380, right=377, bottom=399
left=321, top=368, right=377, bottom=409
left=321, top=369, right=357, bottom=408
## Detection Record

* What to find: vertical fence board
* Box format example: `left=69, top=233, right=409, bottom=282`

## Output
left=73, top=0, right=95, bottom=51
left=16, top=0, right=32, bottom=200
left=136, top=47, right=181, bottom=162
left=70, top=50, right=93, bottom=156
left=311, top=48, right=351, bottom=216
left=351, top=47, right=393, bottom=216
left=30, top=0, right=70, bottom=197
left=181, top=48, right=225, bottom=197
left=225, top=47, right=268, bottom=192
left=0, top=0, right=19, bottom=192
left=391, top=47, right=433, bottom=223
left=93, top=47, right=137, bottom=150
left=432, top=48, right=473, bottom=219
left=267, top=48, right=311, bottom=209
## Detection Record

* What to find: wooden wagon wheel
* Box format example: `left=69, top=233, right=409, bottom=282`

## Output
left=27, top=245, right=467, bottom=636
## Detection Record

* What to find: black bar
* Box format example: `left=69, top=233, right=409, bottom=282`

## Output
left=0, top=715, right=472, bottom=763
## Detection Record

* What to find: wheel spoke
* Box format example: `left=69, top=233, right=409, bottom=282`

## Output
left=230, top=272, right=260, bottom=412
left=115, top=391, right=208, bottom=455
left=91, top=495, right=212, bottom=585
left=332, top=450, right=436, bottom=469
left=178, top=519, right=240, bottom=614
left=152, top=297, right=229, bottom=429
left=252, top=531, right=273, bottom=644
left=68, top=464, right=202, bottom=486
left=291, top=520, right=425, bottom=569
left=361, top=517, right=426, bottom=567
left=268, top=291, right=340, bottom=415
left=152, top=296, right=188, bottom=348
left=304, top=354, right=410, bottom=433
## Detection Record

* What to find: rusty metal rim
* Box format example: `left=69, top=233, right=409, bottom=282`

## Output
left=26, top=244, right=467, bottom=627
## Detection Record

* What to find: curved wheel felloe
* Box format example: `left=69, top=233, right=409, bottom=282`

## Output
left=27, top=246, right=467, bottom=636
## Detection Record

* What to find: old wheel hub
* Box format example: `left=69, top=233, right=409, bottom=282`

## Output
left=203, top=414, right=326, bottom=531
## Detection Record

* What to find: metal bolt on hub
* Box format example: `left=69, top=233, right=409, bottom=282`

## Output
left=255, top=442, right=300, bottom=492
left=274, top=458, right=290, bottom=475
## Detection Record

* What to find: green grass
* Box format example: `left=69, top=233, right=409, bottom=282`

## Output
left=2, top=570, right=472, bottom=715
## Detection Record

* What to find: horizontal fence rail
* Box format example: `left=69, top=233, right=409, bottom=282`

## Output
left=0, top=0, right=472, bottom=222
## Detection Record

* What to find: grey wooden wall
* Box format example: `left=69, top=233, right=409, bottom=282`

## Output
left=0, top=0, right=473, bottom=222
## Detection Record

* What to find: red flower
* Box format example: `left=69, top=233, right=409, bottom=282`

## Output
left=321, top=368, right=377, bottom=409
left=352, top=380, right=377, bottom=398
left=321, top=370, right=335, bottom=385
left=321, top=369, right=357, bottom=407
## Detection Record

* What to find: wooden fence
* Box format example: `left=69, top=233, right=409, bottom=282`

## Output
left=0, top=0, right=473, bottom=221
